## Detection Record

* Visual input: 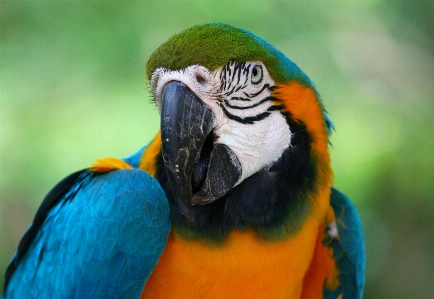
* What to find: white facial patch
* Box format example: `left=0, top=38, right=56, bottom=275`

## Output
left=151, top=62, right=292, bottom=185
left=215, top=109, right=291, bottom=184
left=151, top=65, right=221, bottom=115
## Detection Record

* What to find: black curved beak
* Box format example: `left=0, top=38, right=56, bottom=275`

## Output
left=160, top=81, right=214, bottom=221
left=160, top=81, right=242, bottom=222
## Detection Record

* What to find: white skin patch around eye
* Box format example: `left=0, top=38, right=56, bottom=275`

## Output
left=151, top=62, right=292, bottom=185
left=151, top=65, right=221, bottom=114
left=216, top=112, right=291, bottom=184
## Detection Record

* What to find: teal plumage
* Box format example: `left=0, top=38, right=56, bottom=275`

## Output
left=3, top=168, right=170, bottom=299
left=324, top=188, right=365, bottom=299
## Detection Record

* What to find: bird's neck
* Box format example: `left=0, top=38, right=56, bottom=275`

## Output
left=144, top=135, right=323, bottom=244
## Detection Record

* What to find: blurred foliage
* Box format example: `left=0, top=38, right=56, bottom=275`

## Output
left=1, top=1, right=433, bottom=298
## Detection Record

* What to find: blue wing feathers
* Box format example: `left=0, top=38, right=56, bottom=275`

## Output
left=326, top=187, right=365, bottom=299
left=4, top=170, right=86, bottom=289
left=3, top=169, right=170, bottom=299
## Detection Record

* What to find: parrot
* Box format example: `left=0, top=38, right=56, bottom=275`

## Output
left=2, top=23, right=365, bottom=299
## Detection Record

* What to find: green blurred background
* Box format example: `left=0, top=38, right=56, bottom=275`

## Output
left=1, top=1, right=433, bottom=298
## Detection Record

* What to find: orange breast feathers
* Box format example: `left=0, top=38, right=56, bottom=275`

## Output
left=141, top=187, right=338, bottom=299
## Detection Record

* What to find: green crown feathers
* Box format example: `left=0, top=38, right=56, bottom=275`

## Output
left=146, top=23, right=311, bottom=86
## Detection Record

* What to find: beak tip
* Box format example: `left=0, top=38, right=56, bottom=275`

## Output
left=185, top=214, right=195, bottom=222
left=183, top=210, right=195, bottom=222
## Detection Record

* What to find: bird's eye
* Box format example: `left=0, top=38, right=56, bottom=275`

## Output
left=251, top=65, right=263, bottom=85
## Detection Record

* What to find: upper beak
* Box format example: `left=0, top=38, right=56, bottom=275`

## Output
left=160, top=81, right=241, bottom=222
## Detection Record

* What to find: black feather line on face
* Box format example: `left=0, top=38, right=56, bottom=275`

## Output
left=224, top=96, right=275, bottom=110
left=244, top=84, right=274, bottom=98
left=225, top=84, right=238, bottom=97
left=217, top=61, right=278, bottom=125
left=218, top=102, right=272, bottom=124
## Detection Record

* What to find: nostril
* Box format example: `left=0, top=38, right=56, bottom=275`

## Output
left=196, top=74, right=207, bottom=86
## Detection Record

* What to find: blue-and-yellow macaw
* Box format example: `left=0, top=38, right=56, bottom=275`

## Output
left=2, top=23, right=365, bottom=299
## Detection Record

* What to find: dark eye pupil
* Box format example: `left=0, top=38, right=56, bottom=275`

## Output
left=252, top=67, right=258, bottom=77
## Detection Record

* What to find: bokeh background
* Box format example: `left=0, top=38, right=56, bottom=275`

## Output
left=1, top=1, right=433, bottom=298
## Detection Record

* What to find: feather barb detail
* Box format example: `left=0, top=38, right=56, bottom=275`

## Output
left=89, top=157, right=133, bottom=173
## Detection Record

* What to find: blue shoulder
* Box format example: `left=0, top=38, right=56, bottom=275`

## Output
left=3, top=169, right=170, bottom=299
left=122, top=146, right=147, bottom=169
left=324, top=188, right=365, bottom=299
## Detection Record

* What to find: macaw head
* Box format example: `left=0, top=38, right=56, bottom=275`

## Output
left=146, top=23, right=333, bottom=224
